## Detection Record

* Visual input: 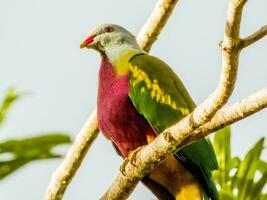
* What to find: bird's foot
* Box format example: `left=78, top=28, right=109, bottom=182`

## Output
left=119, top=146, right=145, bottom=176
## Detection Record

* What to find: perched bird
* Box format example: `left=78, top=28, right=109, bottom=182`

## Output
left=81, top=24, right=218, bottom=200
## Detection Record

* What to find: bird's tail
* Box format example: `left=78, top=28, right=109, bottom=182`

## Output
left=176, top=157, right=219, bottom=200
left=145, top=155, right=204, bottom=200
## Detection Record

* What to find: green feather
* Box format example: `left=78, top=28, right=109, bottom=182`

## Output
left=128, top=54, right=219, bottom=200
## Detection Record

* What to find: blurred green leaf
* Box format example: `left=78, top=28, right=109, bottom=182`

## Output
left=251, top=169, right=267, bottom=199
left=219, top=190, right=235, bottom=200
left=0, top=88, right=20, bottom=125
left=259, top=193, right=267, bottom=200
left=233, top=138, right=264, bottom=199
left=213, top=128, right=267, bottom=200
left=0, top=134, right=71, bottom=180
left=213, top=126, right=231, bottom=187
left=0, top=88, right=72, bottom=180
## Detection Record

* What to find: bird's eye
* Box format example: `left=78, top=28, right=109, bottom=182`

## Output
left=105, top=27, right=113, bottom=33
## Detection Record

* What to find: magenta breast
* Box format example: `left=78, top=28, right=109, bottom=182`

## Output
left=97, top=56, right=155, bottom=157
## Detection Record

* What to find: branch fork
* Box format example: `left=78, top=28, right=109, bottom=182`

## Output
left=44, top=0, right=267, bottom=199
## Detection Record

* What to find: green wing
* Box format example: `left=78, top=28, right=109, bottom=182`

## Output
left=128, top=54, right=219, bottom=200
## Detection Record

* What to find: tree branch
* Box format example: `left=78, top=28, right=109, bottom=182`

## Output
left=137, top=0, right=179, bottom=52
left=240, top=25, right=267, bottom=49
left=188, top=87, right=267, bottom=143
left=101, top=88, right=267, bottom=200
left=101, top=0, right=267, bottom=199
left=44, top=109, right=99, bottom=200
left=44, top=0, right=181, bottom=199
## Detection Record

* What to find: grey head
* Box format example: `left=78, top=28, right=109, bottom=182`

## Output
left=80, top=24, right=143, bottom=53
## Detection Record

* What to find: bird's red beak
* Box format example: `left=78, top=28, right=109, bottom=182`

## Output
left=80, top=34, right=96, bottom=48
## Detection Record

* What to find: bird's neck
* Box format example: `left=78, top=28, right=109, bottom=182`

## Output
left=104, top=43, right=146, bottom=76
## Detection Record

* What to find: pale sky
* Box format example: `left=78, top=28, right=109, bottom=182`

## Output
left=0, top=0, right=266, bottom=199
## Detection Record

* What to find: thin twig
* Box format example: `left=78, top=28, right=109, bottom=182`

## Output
left=101, top=0, right=266, bottom=199
left=43, top=0, right=181, bottom=199
left=240, top=25, right=267, bottom=49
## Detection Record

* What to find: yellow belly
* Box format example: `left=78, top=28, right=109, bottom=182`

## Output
left=148, top=155, right=203, bottom=200
left=146, top=135, right=203, bottom=200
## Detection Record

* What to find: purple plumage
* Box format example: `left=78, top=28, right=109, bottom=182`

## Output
left=97, top=55, right=156, bottom=157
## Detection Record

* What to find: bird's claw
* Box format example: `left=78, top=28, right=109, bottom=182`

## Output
left=119, top=146, right=145, bottom=176
left=120, top=157, right=129, bottom=176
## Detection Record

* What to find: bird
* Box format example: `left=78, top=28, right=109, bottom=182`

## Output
left=80, top=24, right=219, bottom=200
